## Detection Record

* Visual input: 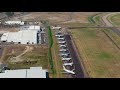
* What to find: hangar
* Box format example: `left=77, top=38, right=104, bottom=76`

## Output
left=0, top=67, right=48, bottom=78
left=1, top=30, right=40, bottom=44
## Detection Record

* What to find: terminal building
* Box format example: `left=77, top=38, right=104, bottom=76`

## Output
left=0, top=25, right=44, bottom=44
left=0, top=67, right=48, bottom=78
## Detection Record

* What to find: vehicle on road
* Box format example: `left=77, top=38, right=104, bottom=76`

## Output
left=55, top=34, right=64, bottom=38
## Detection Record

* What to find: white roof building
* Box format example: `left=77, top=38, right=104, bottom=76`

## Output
left=1, top=30, right=39, bottom=44
left=4, top=21, right=24, bottom=25
left=0, top=67, right=48, bottom=78
left=20, top=25, right=40, bottom=31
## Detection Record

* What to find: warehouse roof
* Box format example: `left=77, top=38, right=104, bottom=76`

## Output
left=0, top=67, right=47, bottom=78
left=1, top=30, right=38, bottom=44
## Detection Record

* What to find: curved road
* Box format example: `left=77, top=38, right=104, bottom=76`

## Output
left=100, top=12, right=120, bottom=37
left=101, top=12, right=120, bottom=27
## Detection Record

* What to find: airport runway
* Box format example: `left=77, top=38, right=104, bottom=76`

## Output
left=65, top=34, right=85, bottom=78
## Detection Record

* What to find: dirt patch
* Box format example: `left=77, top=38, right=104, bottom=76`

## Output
left=10, top=46, right=33, bottom=63
left=0, top=45, right=48, bottom=69
left=9, top=12, right=98, bottom=24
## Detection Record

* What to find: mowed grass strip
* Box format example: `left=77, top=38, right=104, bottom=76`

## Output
left=51, top=30, right=65, bottom=78
left=58, top=23, right=95, bottom=27
left=94, top=15, right=102, bottom=25
left=102, top=28, right=120, bottom=48
left=70, top=28, right=120, bottom=78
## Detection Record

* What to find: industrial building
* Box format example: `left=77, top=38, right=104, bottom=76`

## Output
left=1, top=30, right=40, bottom=44
left=0, top=67, right=48, bottom=78
left=0, top=25, right=44, bottom=44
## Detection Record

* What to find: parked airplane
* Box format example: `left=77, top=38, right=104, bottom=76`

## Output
left=55, top=34, right=64, bottom=37
left=57, top=38, right=65, bottom=40
left=59, top=45, right=67, bottom=48
left=61, top=57, right=71, bottom=61
left=62, top=65, right=75, bottom=74
left=59, top=49, right=68, bottom=52
left=60, top=53, right=70, bottom=57
left=58, top=41, right=66, bottom=44
left=63, top=62, right=73, bottom=66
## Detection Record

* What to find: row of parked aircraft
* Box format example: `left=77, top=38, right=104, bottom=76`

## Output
left=55, top=29, right=75, bottom=75
left=62, top=65, right=75, bottom=74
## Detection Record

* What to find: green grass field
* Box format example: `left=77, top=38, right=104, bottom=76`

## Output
left=102, top=28, right=120, bottom=48
left=94, top=15, right=102, bottom=25
left=110, top=14, right=120, bottom=26
left=70, top=28, right=120, bottom=77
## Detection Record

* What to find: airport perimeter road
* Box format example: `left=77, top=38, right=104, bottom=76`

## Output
left=101, top=12, right=120, bottom=27
left=109, top=27, right=120, bottom=36
left=101, top=12, right=120, bottom=36
left=64, top=34, right=85, bottom=78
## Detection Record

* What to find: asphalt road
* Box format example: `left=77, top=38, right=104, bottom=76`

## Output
left=101, top=12, right=120, bottom=37
left=65, top=34, right=85, bottom=78
left=109, top=27, right=120, bottom=36
left=101, top=12, right=120, bottom=27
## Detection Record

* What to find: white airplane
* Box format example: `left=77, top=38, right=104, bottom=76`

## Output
left=60, top=53, right=70, bottom=57
left=55, top=34, right=64, bottom=37
left=59, top=45, right=67, bottom=48
left=58, top=41, right=66, bottom=44
left=61, top=57, right=71, bottom=61
left=57, top=38, right=65, bottom=40
left=62, top=65, right=75, bottom=74
left=59, top=49, right=67, bottom=52
left=63, top=62, right=73, bottom=66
